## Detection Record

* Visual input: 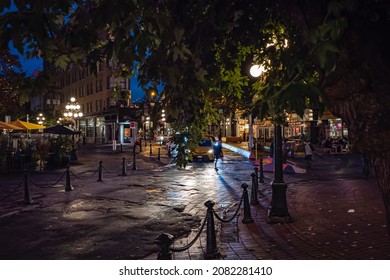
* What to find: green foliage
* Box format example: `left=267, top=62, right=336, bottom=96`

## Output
left=48, top=137, right=73, bottom=158
left=1, top=0, right=370, bottom=167
left=0, top=135, right=9, bottom=172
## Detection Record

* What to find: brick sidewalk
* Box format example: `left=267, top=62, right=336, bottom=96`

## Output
left=1, top=142, right=389, bottom=260
left=152, top=142, right=390, bottom=260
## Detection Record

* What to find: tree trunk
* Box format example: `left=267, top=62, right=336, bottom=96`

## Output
left=371, top=153, right=390, bottom=233
left=325, top=76, right=390, bottom=232
left=280, top=0, right=390, bottom=233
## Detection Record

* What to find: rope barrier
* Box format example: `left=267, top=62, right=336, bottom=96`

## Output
left=69, top=169, right=89, bottom=180
left=102, top=164, right=113, bottom=173
left=28, top=171, right=66, bottom=189
left=213, top=195, right=244, bottom=223
left=155, top=178, right=257, bottom=259
left=170, top=214, right=208, bottom=252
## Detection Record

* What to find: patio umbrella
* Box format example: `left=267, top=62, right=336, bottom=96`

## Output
left=44, top=124, right=80, bottom=135
left=0, top=121, right=24, bottom=130
left=9, top=120, right=46, bottom=130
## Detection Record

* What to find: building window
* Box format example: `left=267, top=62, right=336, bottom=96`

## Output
left=86, top=118, right=94, bottom=137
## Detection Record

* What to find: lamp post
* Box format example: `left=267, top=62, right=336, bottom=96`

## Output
left=161, top=109, right=166, bottom=135
left=250, top=64, right=291, bottom=223
left=268, top=121, right=291, bottom=223
left=36, top=113, right=45, bottom=133
left=63, top=97, right=83, bottom=129
left=63, top=97, right=83, bottom=160
left=36, top=113, right=45, bottom=125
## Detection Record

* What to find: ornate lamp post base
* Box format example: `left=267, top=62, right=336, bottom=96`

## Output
left=267, top=181, right=291, bottom=223
left=267, top=123, right=291, bottom=224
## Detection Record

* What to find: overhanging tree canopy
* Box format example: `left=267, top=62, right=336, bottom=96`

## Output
left=1, top=0, right=389, bottom=228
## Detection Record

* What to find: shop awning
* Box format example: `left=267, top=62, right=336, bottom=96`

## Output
left=0, top=121, right=24, bottom=130
left=9, top=120, right=46, bottom=130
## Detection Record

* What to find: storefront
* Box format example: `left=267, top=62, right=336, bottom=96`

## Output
left=319, top=110, right=349, bottom=140
left=78, top=106, right=142, bottom=145
left=328, top=118, right=348, bottom=138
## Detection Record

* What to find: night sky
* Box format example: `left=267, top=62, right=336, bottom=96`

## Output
left=4, top=2, right=147, bottom=102
left=16, top=54, right=145, bottom=102
left=4, top=1, right=145, bottom=102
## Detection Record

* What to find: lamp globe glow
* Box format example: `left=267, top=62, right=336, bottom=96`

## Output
left=250, top=64, right=265, bottom=78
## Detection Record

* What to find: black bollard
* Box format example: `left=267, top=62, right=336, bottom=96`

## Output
left=150, top=144, right=152, bottom=156
left=97, top=160, right=103, bottom=182
left=158, top=148, right=161, bottom=161
left=168, top=146, right=171, bottom=158
left=139, top=139, right=142, bottom=152
left=23, top=169, right=33, bottom=204
left=204, top=200, right=221, bottom=259
left=132, top=152, right=137, bottom=170
left=254, top=167, right=259, bottom=182
left=65, top=165, right=73, bottom=191
left=121, top=157, right=127, bottom=176
left=154, top=233, right=174, bottom=260
left=120, top=143, right=123, bottom=153
left=241, top=183, right=254, bottom=224
left=250, top=173, right=259, bottom=205
left=259, top=158, right=265, bottom=183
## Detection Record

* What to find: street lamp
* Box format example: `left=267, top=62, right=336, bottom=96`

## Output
left=144, top=116, right=150, bottom=140
left=36, top=113, right=45, bottom=125
left=161, top=109, right=166, bottom=134
left=63, top=97, right=83, bottom=128
left=250, top=64, right=291, bottom=223
left=250, top=64, right=265, bottom=78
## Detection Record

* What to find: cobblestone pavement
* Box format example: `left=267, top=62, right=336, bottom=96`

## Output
left=147, top=142, right=390, bottom=260
left=1, top=141, right=389, bottom=260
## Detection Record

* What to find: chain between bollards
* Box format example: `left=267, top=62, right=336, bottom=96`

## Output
left=154, top=185, right=253, bottom=259
left=241, top=183, right=254, bottom=224
left=23, top=169, right=33, bottom=204
left=65, top=165, right=73, bottom=191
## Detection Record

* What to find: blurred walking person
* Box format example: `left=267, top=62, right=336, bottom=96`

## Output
left=213, top=137, right=223, bottom=171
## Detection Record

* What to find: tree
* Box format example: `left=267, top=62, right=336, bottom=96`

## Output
left=277, top=0, right=390, bottom=231
left=1, top=0, right=389, bottom=228
left=0, top=50, right=24, bottom=117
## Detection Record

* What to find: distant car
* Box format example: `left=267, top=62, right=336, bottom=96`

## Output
left=188, top=135, right=215, bottom=162
left=156, top=135, right=168, bottom=144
